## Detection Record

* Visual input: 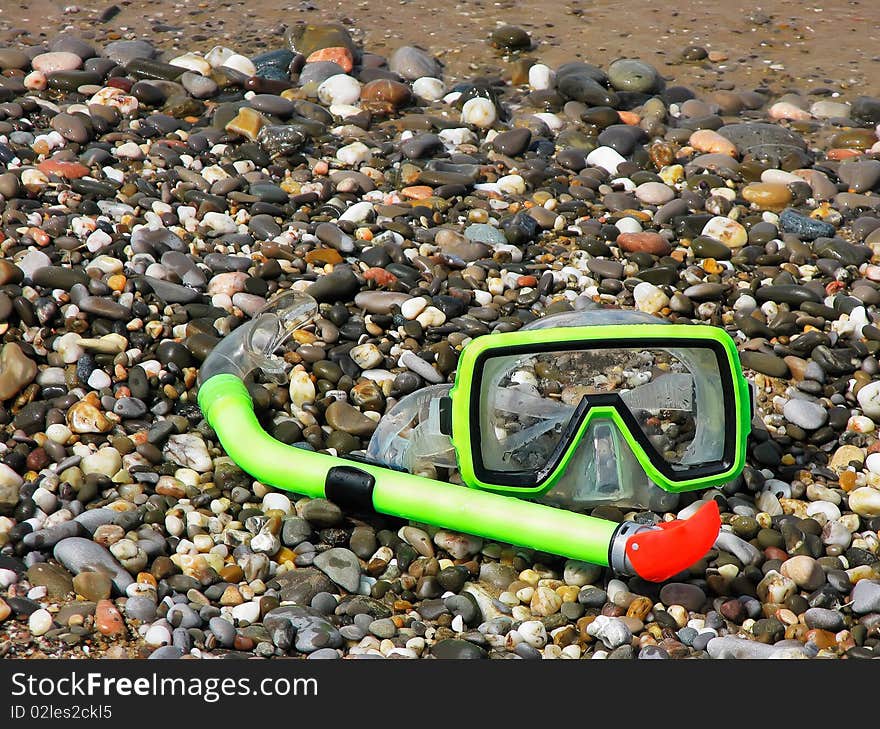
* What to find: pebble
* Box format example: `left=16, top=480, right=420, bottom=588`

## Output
left=29, top=608, right=54, bottom=636
left=848, top=487, right=880, bottom=517
left=461, top=97, right=496, bottom=128
left=313, top=548, right=362, bottom=592
left=633, top=281, right=669, bottom=314
left=783, top=399, right=828, bottom=430
left=851, top=580, right=880, bottom=613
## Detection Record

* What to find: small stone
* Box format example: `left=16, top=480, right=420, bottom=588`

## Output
left=587, top=615, right=632, bottom=649
left=779, top=555, right=825, bottom=590
left=461, top=97, right=496, bottom=128
left=851, top=580, right=880, bottom=613
left=225, top=107, right=266, bottom=141
left=756, top=570, right=797, bottom=604
left=633, top=281, right=669, bottom=314
left=33, top=51, right=82, bottom=73
left=431, top=638, right=486, bottom=659
left=742, top=182, right=792, bottom=210
left=388, top=46, right=440, bottom=80
left=325, top=400, right=377, bottom=436
left=617, top=232, right=671, bottom=256
left=95, top=599, right=126, bottom=636
left=73, top=571, right=112, bottom=601
left=701, top=216, right=748, bottom=248
left=848, top=487, right=880, bottom=517
left=783, top=399, right=828, bottom=430
left=67, top=399, right=111, bottom=434
left=530, top=586, right=563, bottom=616
left=318, top=74, right=361, bottom=106
left=313, top=548, right=361, bottom=592
left=164, top=434, right=212, bottom=472
left=659, top=583, right=706, bottom=612
left=29, top=608, right=54, bottom=636
left=0, top=342, right=37, bottom=402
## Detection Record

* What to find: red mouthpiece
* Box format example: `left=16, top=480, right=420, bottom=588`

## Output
left=625, top=500, right=721, bottom=582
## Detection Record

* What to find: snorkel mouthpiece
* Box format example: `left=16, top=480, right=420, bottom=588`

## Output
left=609, top=500, right=721, bottom=582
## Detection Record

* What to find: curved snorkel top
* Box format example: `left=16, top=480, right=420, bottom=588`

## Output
left=196, top=293, right=722, bottom=582
left=198, top=290, right=319, bottom=385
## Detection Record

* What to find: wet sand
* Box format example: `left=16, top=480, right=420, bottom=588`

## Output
left=3, top=0, right=880, bottom=94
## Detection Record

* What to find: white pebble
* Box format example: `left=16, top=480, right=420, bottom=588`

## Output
left=87, top=369, right=111, bottom=390
left=336, top=141, right=371, bottom=166
left=633, top=281, right=669, bottom=314
left=412, top=77, right=446, bottom=101
left=205, top=45, right=236, bottom=68
left=46, top=423, right=72, bottom=445
left=415, top=306, right=446, bottom=328
left=86, top=229, right=112, bottom=252
left=202, top=211, right=238, bottom=235
left=115, top=141, right=144, bottom=160
left=262, top=493, right=292, bottom=514
left=29, top=609, right=53, bottom=636
left=586, top=146, right=626, bottom=174
left=460, top=97, right=496, bottom=128
left=145, top=623, right=172, bottom=647
left=849, top=487, right=880, bottom=517
left=289, top=370, right=316, bottom=407
left=866, top=452, right=880, bottom=475
left=497, top=174, right=526, bottom=195
left=518, top=620, right=548, bottom=648
left=350, top=343, right=384, bottom=369
left=339, top=201, right=374, bottom=223
left=318, top=74, right=361, bottom=106
left=232, top=601, right=261, bottom=623
left=169, top=53, right=212, bottom=76
left=528, top=63, right=555, bottom=91
left=857, top=381, right=880, bottom=420
left=615, top=216, right=643, bottom=234
left=400, top=297, right=429, bottom=320
left=848, top=415, right=875, bottom=433
left=221, top=53, right=256, bottom=77
left=532, top=112, right=563, bottom=132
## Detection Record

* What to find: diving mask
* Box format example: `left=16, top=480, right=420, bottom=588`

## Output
left=368, top=309, right=752, bottom=512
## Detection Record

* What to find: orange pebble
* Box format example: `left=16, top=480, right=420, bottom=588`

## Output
left=838, top=470, right=857, bottom=491
left=516, top=275, right=538, bottom=287
left=137, top=572, right=157, bottom=587
left=306, top=46, right=354, bottom=73
left=826, top=148, right=861, bottom=160
left=363, top=267, right=397, bottom=286
left=313, top=160, right=329, bottom=175
left=107, top=274, right=127, bottom=291
left=400, top=185, right=434, bottom=200
left=275, top=546, right=296, bottom=565
left=95, top=599, right=126, bottom=637
left=26, top=227, right=49, bottom=246
left=618, top=110, right=641, bottom=125
left=38, top=158, right=90, bottom=179
left=129, top=431, right=149, bottom=446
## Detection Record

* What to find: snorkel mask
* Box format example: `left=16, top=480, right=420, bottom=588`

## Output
left=197, top=291, right=752, bottom=582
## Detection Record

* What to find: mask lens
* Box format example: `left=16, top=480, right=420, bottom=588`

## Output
left=478, top=346, right=724, bottom=476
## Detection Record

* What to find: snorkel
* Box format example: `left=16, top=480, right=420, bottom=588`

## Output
left=196, top=291, right=730, bottom=582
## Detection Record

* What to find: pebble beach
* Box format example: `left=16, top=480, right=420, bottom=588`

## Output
left=1, top=0, right=880, bottom=660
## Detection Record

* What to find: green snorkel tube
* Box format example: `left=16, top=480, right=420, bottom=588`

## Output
left=197, top=291, right=750, bottom=581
